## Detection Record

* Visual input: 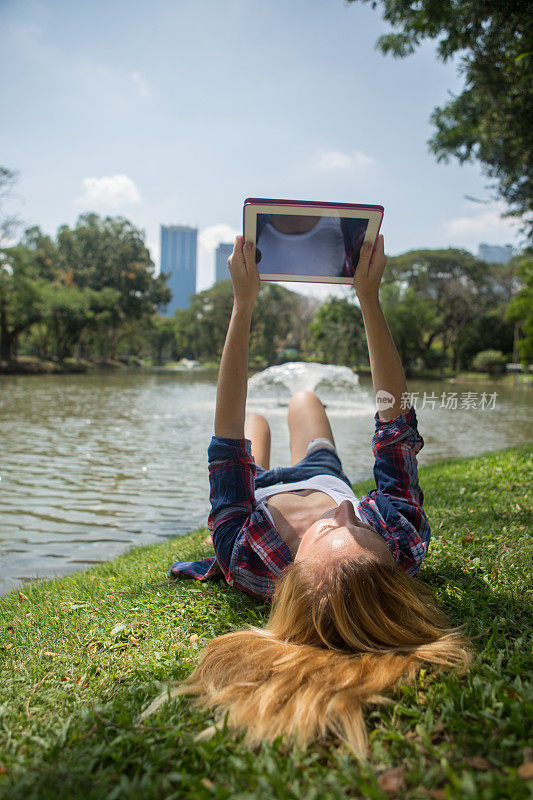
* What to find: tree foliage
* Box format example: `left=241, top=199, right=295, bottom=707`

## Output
left=455, top=308, right=515, bottom=371
left=382, top=247, right=514, bottom=370
left=0, top=245, right=46, bottom=360
left=471, top=348, right=507, bottom=375
left=0, top=213, right=170, bottom=361
left=173, top=280, right=313, bottom=365
left=379, top=284, right=438, bottom=374
left=0, top=166, right=20, bottom=243
left=55, top=214, right=170, bottom=320
left=174, top=281, right=235, bottom=362
left=150, top=317, right=177, bottom=365
left=310, top=297, right=365, bottom=366
left=251, top=283, right=312, bottom=365
left=347, top=0, right=533, bottom=240
left=505, top=250, right=533, bottom=364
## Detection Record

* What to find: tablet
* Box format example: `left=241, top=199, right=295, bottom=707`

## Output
left=243, top=198, right=384, bottom=285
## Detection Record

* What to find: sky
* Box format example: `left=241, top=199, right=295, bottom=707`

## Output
left=0, top=0, right=525, bottom=300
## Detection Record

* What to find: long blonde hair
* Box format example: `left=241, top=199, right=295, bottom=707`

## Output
left=143, top=556, right=470, bottom=756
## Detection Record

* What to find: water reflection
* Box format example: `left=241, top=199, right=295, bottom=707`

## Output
left=0, top=370, right=531, bottom=595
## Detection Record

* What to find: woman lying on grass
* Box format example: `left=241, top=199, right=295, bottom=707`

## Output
left=163, top=234, right=470, bottom=756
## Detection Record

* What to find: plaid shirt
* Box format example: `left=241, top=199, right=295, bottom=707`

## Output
left=169, top=405, right=430, bottom=601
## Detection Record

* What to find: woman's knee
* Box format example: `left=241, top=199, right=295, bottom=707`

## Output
left=245, top=412, right=270, bottom=428
left=244, top=413, right=271, bottom=439
left=288, top=391, right=321, bottom=413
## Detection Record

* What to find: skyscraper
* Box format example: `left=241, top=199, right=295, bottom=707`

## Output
left=160, top=225, right=197, bottom=314
left=215, top=243, right=233, bottom=283
left=478, top=243, right=514, bottom=264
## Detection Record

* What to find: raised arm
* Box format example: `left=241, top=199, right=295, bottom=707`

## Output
left=353, top=236, right=407, bottom=421
left=214, top=236, right=260, bottom=438
left=353, top=236, right=430, bottom=574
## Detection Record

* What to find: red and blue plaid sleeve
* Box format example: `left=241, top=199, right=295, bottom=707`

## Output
left=357, top=405, right=431, bottom=575
left=207, top=436, right=257, bottom=568
left=169, top=436, right=292, bottom=599
left=208, top=437, right=292, bottom=599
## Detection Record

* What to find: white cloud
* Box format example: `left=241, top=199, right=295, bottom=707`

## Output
left=75, top=175, right=141, bottom=209
left=131, top=71, right=149, bottom=97
left=199, top=223, right=239, bottom=252
left=147, top=239, right=159, bottom=272
left=313, top=149, right=375, bottom=171
left=443, top=201, right=523, bottom=243
left=197, top=224, right=240, bottom=291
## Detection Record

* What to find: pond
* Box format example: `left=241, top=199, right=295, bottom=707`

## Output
left=1, top=368, right=531, bottom=596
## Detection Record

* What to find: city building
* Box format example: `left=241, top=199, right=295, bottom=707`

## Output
left=215, top=243, right=233, bottom=283
left=478, top=243, right=514, bottom=264
left=160, top=225, right=198, bottom=314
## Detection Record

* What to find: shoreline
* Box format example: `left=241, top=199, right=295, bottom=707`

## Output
left=1, top=356, right=530, bottom=385
left=0, top=358, right=219, bottom=376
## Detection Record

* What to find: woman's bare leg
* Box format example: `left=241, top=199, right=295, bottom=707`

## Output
left=288, top=391, right=335, bottom=465
left=244, top=413, right=271, bottom=469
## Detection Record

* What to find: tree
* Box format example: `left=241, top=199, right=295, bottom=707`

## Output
left=455, top=307, right=515, bottom=369
left=471, top=349, right=507, bottom=376
left=21, top=226, right=61, bottom=281
left=0, top=167, right=31, bottom=359
left=379, top=284, right=438, bottom=374
left=251, top=283, right=309, bottom=365
left=40, top=284, right=93, bottom=362
left=0, top=166, right=20, bottom=244
left=59, top=213, right=170, bottom=313
left=1, top=213, right=168, bottom=363
left=172, top=280, right=308, bottom=365
left=55, top=214, right=170, bottom=357
left=382, top=247, right=507, bottom=371
left=309, top=297, right=365, bottom=367
left=150, top=316, right=177, bottom=364
left=347, top=0, right=533, bottom=241
left=0, top=245, right=45, bottom=360
left=83, top=287, right=123, bottom=360
left=505, top=250, right=533, bottom=364
left=174, top=281, right=235, bottom=361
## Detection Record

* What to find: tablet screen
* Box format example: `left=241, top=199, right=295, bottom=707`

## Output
left=255, top=213, right=368, bottom=279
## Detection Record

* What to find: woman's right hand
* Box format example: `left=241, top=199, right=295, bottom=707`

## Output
left=228, top=235, right=260, bottom=310
left=353, top=234, right=387, bottom=303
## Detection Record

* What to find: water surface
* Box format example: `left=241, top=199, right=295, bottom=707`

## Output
left=1, top=369, right=531, bottom=595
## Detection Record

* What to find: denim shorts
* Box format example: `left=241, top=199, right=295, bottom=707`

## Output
left=255, top=438, right=352, bottom=489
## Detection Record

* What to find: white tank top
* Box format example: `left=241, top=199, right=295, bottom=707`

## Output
left=255, top=475, right=363, bottom=527
left=257, top=217, right=346, bottom=276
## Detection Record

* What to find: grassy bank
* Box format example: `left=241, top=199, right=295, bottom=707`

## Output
left=0, top=444, right=532, bottom=800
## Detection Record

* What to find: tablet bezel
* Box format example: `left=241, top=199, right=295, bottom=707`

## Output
left=243, top=198, right=384, bottom=285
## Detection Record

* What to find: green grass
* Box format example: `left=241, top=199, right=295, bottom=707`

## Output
left=0, top=445, right=532, bottom=800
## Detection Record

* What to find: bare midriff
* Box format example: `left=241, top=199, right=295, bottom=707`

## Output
left=265, top=489, right=338, bottom=558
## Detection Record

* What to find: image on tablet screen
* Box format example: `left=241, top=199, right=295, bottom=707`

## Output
left=256, top=213, right=369, bottom=278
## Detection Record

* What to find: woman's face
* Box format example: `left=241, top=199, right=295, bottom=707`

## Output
left=294, top=500, right=395, bottom=566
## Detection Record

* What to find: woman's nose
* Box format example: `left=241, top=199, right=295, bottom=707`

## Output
left=333, top=500, right=357, bottom=525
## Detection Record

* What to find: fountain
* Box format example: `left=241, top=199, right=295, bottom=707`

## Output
left=247, top=362, right=373, bottom=417
left=248, top=362, right=360, bottom=395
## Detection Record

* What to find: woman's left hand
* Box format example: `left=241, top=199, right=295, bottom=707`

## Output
left=228, top=235, right=260, bottom=309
